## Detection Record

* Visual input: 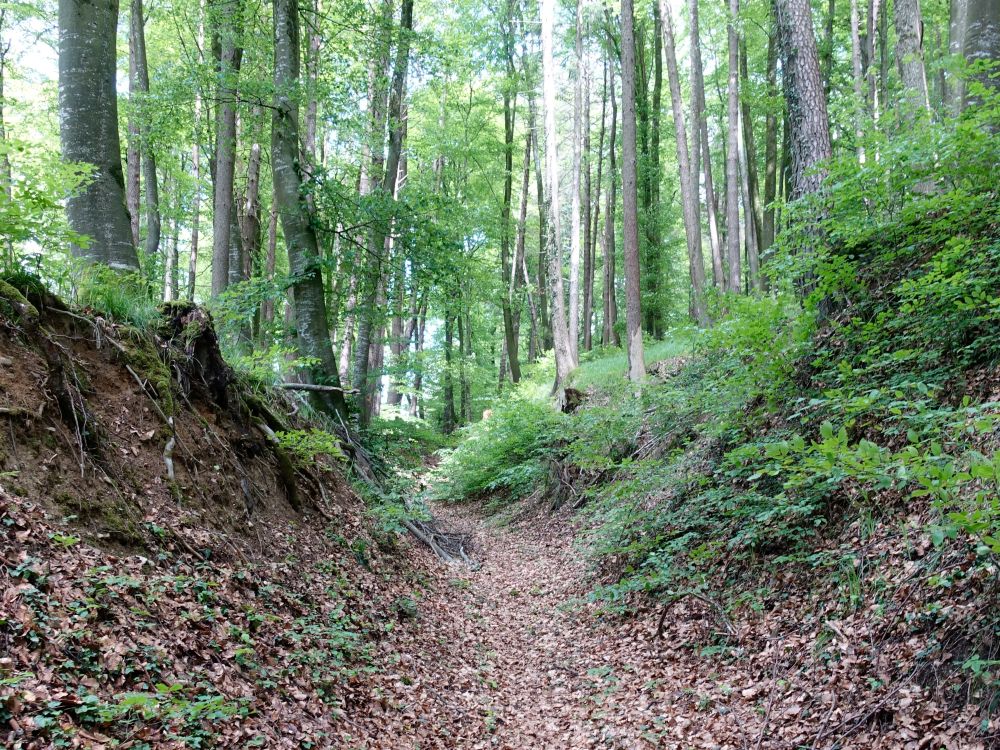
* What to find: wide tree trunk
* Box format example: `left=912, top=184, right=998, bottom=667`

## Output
left=541, top=0, right=575, bottom=388
left=963, top=0, right=1000, bottom=109
left=947, top=0, right=968, bottom=111
left=660, top=0, right=708, bottom=325
left=894, top=0, right=931, bottom=116
left=725, top=0, right=742, bottom=293
left=620, top=0, right=645, bottom=382
left=210, top=0, right=242, bottom=296
left=59, top=0, right=139, bottom=271
left=776, top=0, right=832, bottom=201
left=529, top=95, right=551, bottom=350
left=272, top=0, right=347, bottom=419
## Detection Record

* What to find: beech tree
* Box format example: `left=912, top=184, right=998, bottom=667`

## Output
left=620, top=0, right=644, bottom=382
left=58, top=0, right=139, bottom=271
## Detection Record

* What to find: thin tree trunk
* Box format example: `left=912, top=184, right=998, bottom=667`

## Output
left=272, top=0, right=347, bottom=419
left=59, top=0, right=139, bottom=271
left=762, top=17, right=779, bottom=255
left=262, top=203, right=278, bottom=324
left=442, top=310, right=455, bottom=432
left=602, top=64, right=619, bottom=347
left=822, top=0, right=836, bottom=94
left=529, top=95, right=551, bottom=350
left=739, top=36, right=763, bottom=290
left=500, top=0, right=521, bottom=384
left=660, top=0, right=708, bottom=325
left=513, top=124, right=533, bottom=362
left=568, top=0, right=584, bottom=364
left=164, top=170, right=179, bottom=300
left=725, top=0, right=742, bottom=293
left=586, top=59, right=607, bottom=352
left=187, top=0, right=204, bottom=300
left=211, top=0, right=242, bottom=296
left=131, top=0, right=159, bottom=261
left=850, top=0, right=867, bottom=162
left=620, top=0, right=645, bottom=382
left=0, top=12, right=11, bottom=265
left=541, top=0, right=575, bottom=388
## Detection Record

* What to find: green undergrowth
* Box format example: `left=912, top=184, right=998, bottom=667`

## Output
left=434, top=104, right=1000, bottom=665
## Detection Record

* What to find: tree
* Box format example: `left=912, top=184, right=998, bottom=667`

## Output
left=540, top=0, right=575, bottom=389
left=775, top=0, right=832, bottom=201
left=272, top=0, right=348, bottom=420
left=725, top=0, right=741, bottom=293
left=619, top=0, right=644, bottom=382
left=58, top=0, right=140, bottom=271
left=963, top=0, right=1000, bottom=109
left=568, top=0, right=583, bottom=365
left=659, top=0, right=707, bottom=325
left=210, top=0, right=243, bottom=296
left=602, top=50, right=619, bottom=348
left=894, top=0, right=931, bottom=116
left=129, top=0, right=160, bottom=260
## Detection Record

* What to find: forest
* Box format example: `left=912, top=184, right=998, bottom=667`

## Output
left=0, top=0, right=998, bottom=744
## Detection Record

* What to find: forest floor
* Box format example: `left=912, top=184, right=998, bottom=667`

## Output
left=345, top=496, right=777, bottom=750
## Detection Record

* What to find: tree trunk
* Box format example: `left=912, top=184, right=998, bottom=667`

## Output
left=894, top=0, right=932, bottom=116
left=442, top=309, right=455, bottom=433
left=262, top=204, right=277, bottom=324
left=513, top=124, right=534, bottom=362
left=690, top=0, right=724, bottom=288
left=211, top=0, right=242, bottom=296
left=822, top=0, right=836, bottom=94
left=187, top=0, right=204, bottom=300
left=131, top=0, right=159, bottom=260
left=500, top=0, right=521, bottom=384
left=127, top=7, right=141, bottom=250
left=567, top=0, right=584, bottom=364
left=586, top=59, right=606, bottom=353
left=850, top=0, right=867, bottom=162
left=541, top=0, right=575, bottom=388
left=164, top=171, right=179, bottom=301
left=725, top=0, right=742, bottom=293
left=272, top=0, right=347, bottom=420
left=59, top=0, right=139, bottom=271
left=963, top=0, right=1000, bottom=109
left=603, top=64, right=619, bottom=347
left=0, top=13, right=11, bottom=265
left=947, top=0, right=968, bottom=111
left=739, top=36, right=763, bottom=291
left=762, top=17, right=779, bottom=255
left=620, top=0, right=645, bottom=382
left=355, top=0, right=414, bottom=425
left=660, top=0, right=708, bottom=325
left=529, top=95, right=551, bottom=350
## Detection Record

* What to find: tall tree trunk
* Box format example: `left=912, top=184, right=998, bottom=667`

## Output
left=239, top=140, right=263, bottom=283
left=262, top=203, right=277, bottom=324
left=690, top=0, right=724, bottom=288
left=603, top=64, right=619, bottom=347
left=59, top=0, right=139, bottom=271
left=568, top=0, right=584, bottom=364
left=355, top=0, right=414, bottom=425
left=850, top=0, right=867, bottom=162
left=739, top=36, right=763, bottom=290
left=164, top=170, right=179, bottom=300
left=822, top=0, right=836, bottom=94
left=500, top=0, right=521, bottom=384
left=513, top=125, right=534, bottom=362
left=211, top=0, right=242, bottom=296
left=947, top=0, right=968, bottom=111
left=272, top=0, right=347, bottom=419
left=127, top=9, right=141, bottom=250
left=131, top=0, right=159, bottom=261
left=529, top=95, right=551, bottom=350
left=725, top=0, right=742, bottom=293
left=541, top=0, right=575, bottom=388
left=642, top=3, right=663, bottom=337
left=187, top=0, right=204, bottom=300
left=660, top=0, right=708, bottom=325
left=620, top=0, right=645, bottom=382
left=442, top=309, right=455, bottom=433
left=894, top=0, right=932, bottom=116
left=762, top=18, right=779, bottom=255
left=776, top=0, right=832, bottom=200
left=586, top=59, right=606, bottom=353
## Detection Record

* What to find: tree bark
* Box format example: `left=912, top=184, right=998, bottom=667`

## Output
left=272, top=0, right=347, bottom=419
left=725, top=0, right=742, bottom=293
left=130, top=0, right=159, bottom=260
left=210, top=0, right=242, bottom=296
left=947, top=0, right=968, bottom=111
left=187, top=0, right=205, bottom=300
left=586, top=59, right=606, bottom=352
left=850, top=0, right=867, bottom=162
left=567, top=0, right=584, bottom=364
left=59, top=0, right=139, bottom=271
left=776, top=0, right=832, bottom=201
left=894, top=0, right=932, bottom=116
left=963, top=0, right=1000, bottom=109
left=762, top=17, right=779, bottom=255
left=541, top=0, right=575, bottom=388
left=603, top=63, right=619, bottom=347
left=620, top=0, right=645, bottom=382
left=500, top=0, right=521, bottom=383
left=355, top=0, right=413, bottom=425
left=660, top=0, right=708, bottom=325
left=739, top=36, right=763, bottom=290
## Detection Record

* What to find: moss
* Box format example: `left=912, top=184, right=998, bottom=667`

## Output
left=0, top=279, right=39, bottom=326
left=122, top=331, right=176, bottom=417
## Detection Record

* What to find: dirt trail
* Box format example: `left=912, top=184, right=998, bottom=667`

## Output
left=346, top=503, right=696, bottom=750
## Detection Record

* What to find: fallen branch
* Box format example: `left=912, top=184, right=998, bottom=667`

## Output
left=654, top=590, right=737, bottom=640
left=278, top=382, right=358, bottom=395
